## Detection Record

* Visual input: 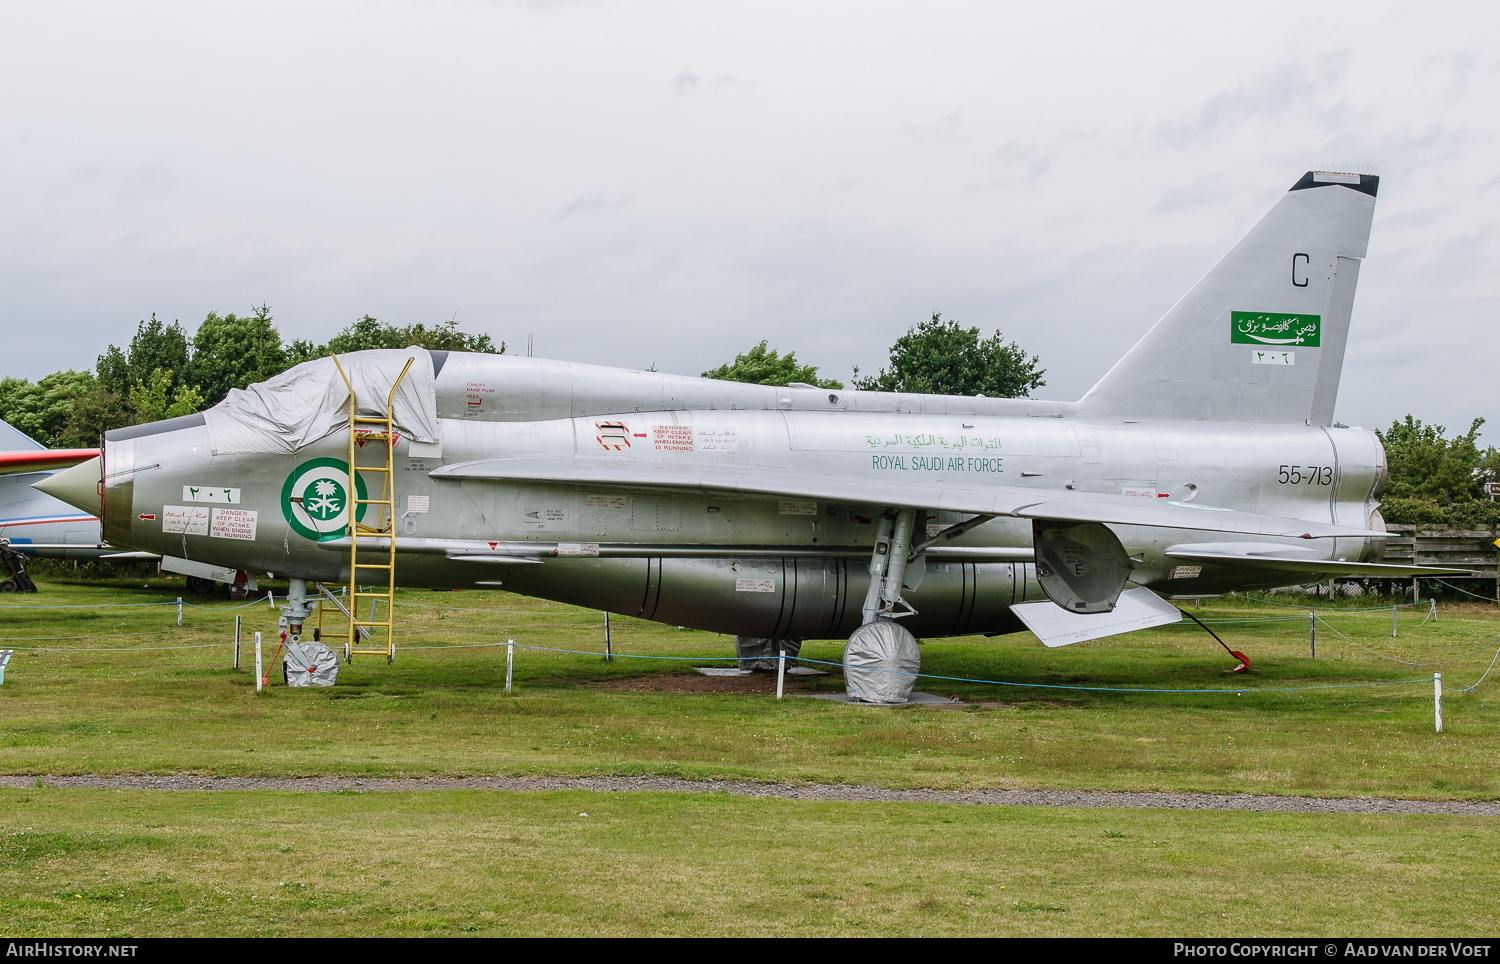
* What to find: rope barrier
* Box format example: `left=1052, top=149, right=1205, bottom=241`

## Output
left=399, top=600, right=600, bottom=615
left=0, top=619, right=610, bottom=651
left=409, top=615, right=605, bottom=625
left=1432, top=578, right=1500, bottom=602
left=399, top=623, right=621, bottom=638
left=460, top=638, right=1445, bottom=697
left=1228, top=592, right=1432, bottom=613
left=5, top=641, right=235, bottom=653
left=1167, top=615, right=1310, bottom=625
left=1444, top=645, right=1500, bottom=694
left=0, top=600, right=180, bottom=610
left=182, top=597, right=281, bottom=611
left=0, top=596, right=277, bottom=612
left=0, top=623, right=235, bottom=642
left=7, top=621, right=1494, bottom=695
left=1164, top=606, right=1438, bottom=627
left=1310, top=613, right=1498, bottom=668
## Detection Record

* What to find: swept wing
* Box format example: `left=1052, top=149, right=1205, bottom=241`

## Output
left=432, top=455, right=1374, bottom=540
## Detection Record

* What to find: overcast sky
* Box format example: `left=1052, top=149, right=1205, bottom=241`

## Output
left=2, top=1, right=1496, bottom=437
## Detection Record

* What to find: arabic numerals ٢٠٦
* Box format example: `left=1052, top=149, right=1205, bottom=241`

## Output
left=1276, top=465, right=1334, bottom=485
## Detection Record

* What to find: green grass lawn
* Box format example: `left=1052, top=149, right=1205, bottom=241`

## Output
left=3, top=574, right=1498, bottom=936
left=3, top=787, right=1497, bottom=937
left=2, top=575, right=1495, bottom=798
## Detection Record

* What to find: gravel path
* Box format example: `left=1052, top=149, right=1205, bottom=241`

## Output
left=2, top=774, right=1496, bottom=816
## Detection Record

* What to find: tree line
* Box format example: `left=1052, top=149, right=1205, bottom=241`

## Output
left=0, top=308, right=500, bottom=449
left=1376, top=416, right=1500, bottom=529
left=700, top=312, right=1046, bottom=398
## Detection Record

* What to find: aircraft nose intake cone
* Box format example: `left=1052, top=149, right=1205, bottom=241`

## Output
left=32, top=456, right=103, bottom=517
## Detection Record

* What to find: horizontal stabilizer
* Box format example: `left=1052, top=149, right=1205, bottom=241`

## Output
left=433, top=456, right=1375, bottom=540
left=1012, top=587, right=1182, bottom=648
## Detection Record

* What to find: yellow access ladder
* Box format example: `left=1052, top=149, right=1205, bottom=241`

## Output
left=328, top=354, right=414, bottom=663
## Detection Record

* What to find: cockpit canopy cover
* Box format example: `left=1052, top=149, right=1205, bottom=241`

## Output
left=204, top=348, right=439, bottom=455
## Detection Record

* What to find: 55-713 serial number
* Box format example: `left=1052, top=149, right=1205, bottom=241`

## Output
left=1278, top=464, right=1333, bottom=485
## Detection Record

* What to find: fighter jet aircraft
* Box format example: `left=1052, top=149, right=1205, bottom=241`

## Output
left=34, top=171, right=1462, bottom=687
left=0, top=419, right=108, bottom=564
left=0, top=420, right=208, bottom=592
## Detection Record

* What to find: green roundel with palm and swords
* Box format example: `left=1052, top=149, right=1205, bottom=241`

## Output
left=281, top=457, right=370, bottom=542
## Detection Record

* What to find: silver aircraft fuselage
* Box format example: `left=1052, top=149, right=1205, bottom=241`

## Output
left=40, top=172, right=1432, bottom=644
left=90, top=352, right=1387, bottom=640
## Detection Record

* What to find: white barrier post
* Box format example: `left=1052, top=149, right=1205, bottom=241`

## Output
left=1435, top=673, right=1442, bottom=733
left=506, top=638, right=514, bottom=694
left=604, top=612, right=612, bottom=662
left=177, top=597, right=183, bottom=627
left=254, top=632, right=263, bottom=692
left=776, top=645, right=786, bottom=700
left=1430, top=598, right=1438, bottom=623
left=234, top=615, right=241, bottom=669
left=1392, top=604, right=1398, bottom=638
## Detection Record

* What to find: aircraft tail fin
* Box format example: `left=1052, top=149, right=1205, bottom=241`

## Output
left=0, top=419, right=45, bottom=452
left=1074, top=171, right=1378, bottom=424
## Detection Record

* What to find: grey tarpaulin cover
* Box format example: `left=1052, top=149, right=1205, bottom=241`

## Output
left=734, top=636, right=802, bottom=671
left=283, top=640, right=340, bottom=687
left=842, top=620, right=919, bottom=703
left=204, top=348, right=439, bottom=455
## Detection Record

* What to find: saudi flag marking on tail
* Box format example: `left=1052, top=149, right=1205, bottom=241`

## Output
left=1231, top=311, right=1321, bottom=347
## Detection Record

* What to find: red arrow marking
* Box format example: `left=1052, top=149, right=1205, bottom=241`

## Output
left=139, top=513, right=156, bottom=521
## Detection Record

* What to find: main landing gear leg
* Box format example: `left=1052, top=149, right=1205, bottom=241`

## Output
left=879, top=509, right=918, bottom=619
left=845, top=508, right=921, bottom=704
left=859, top=513, right=896, bottom=626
